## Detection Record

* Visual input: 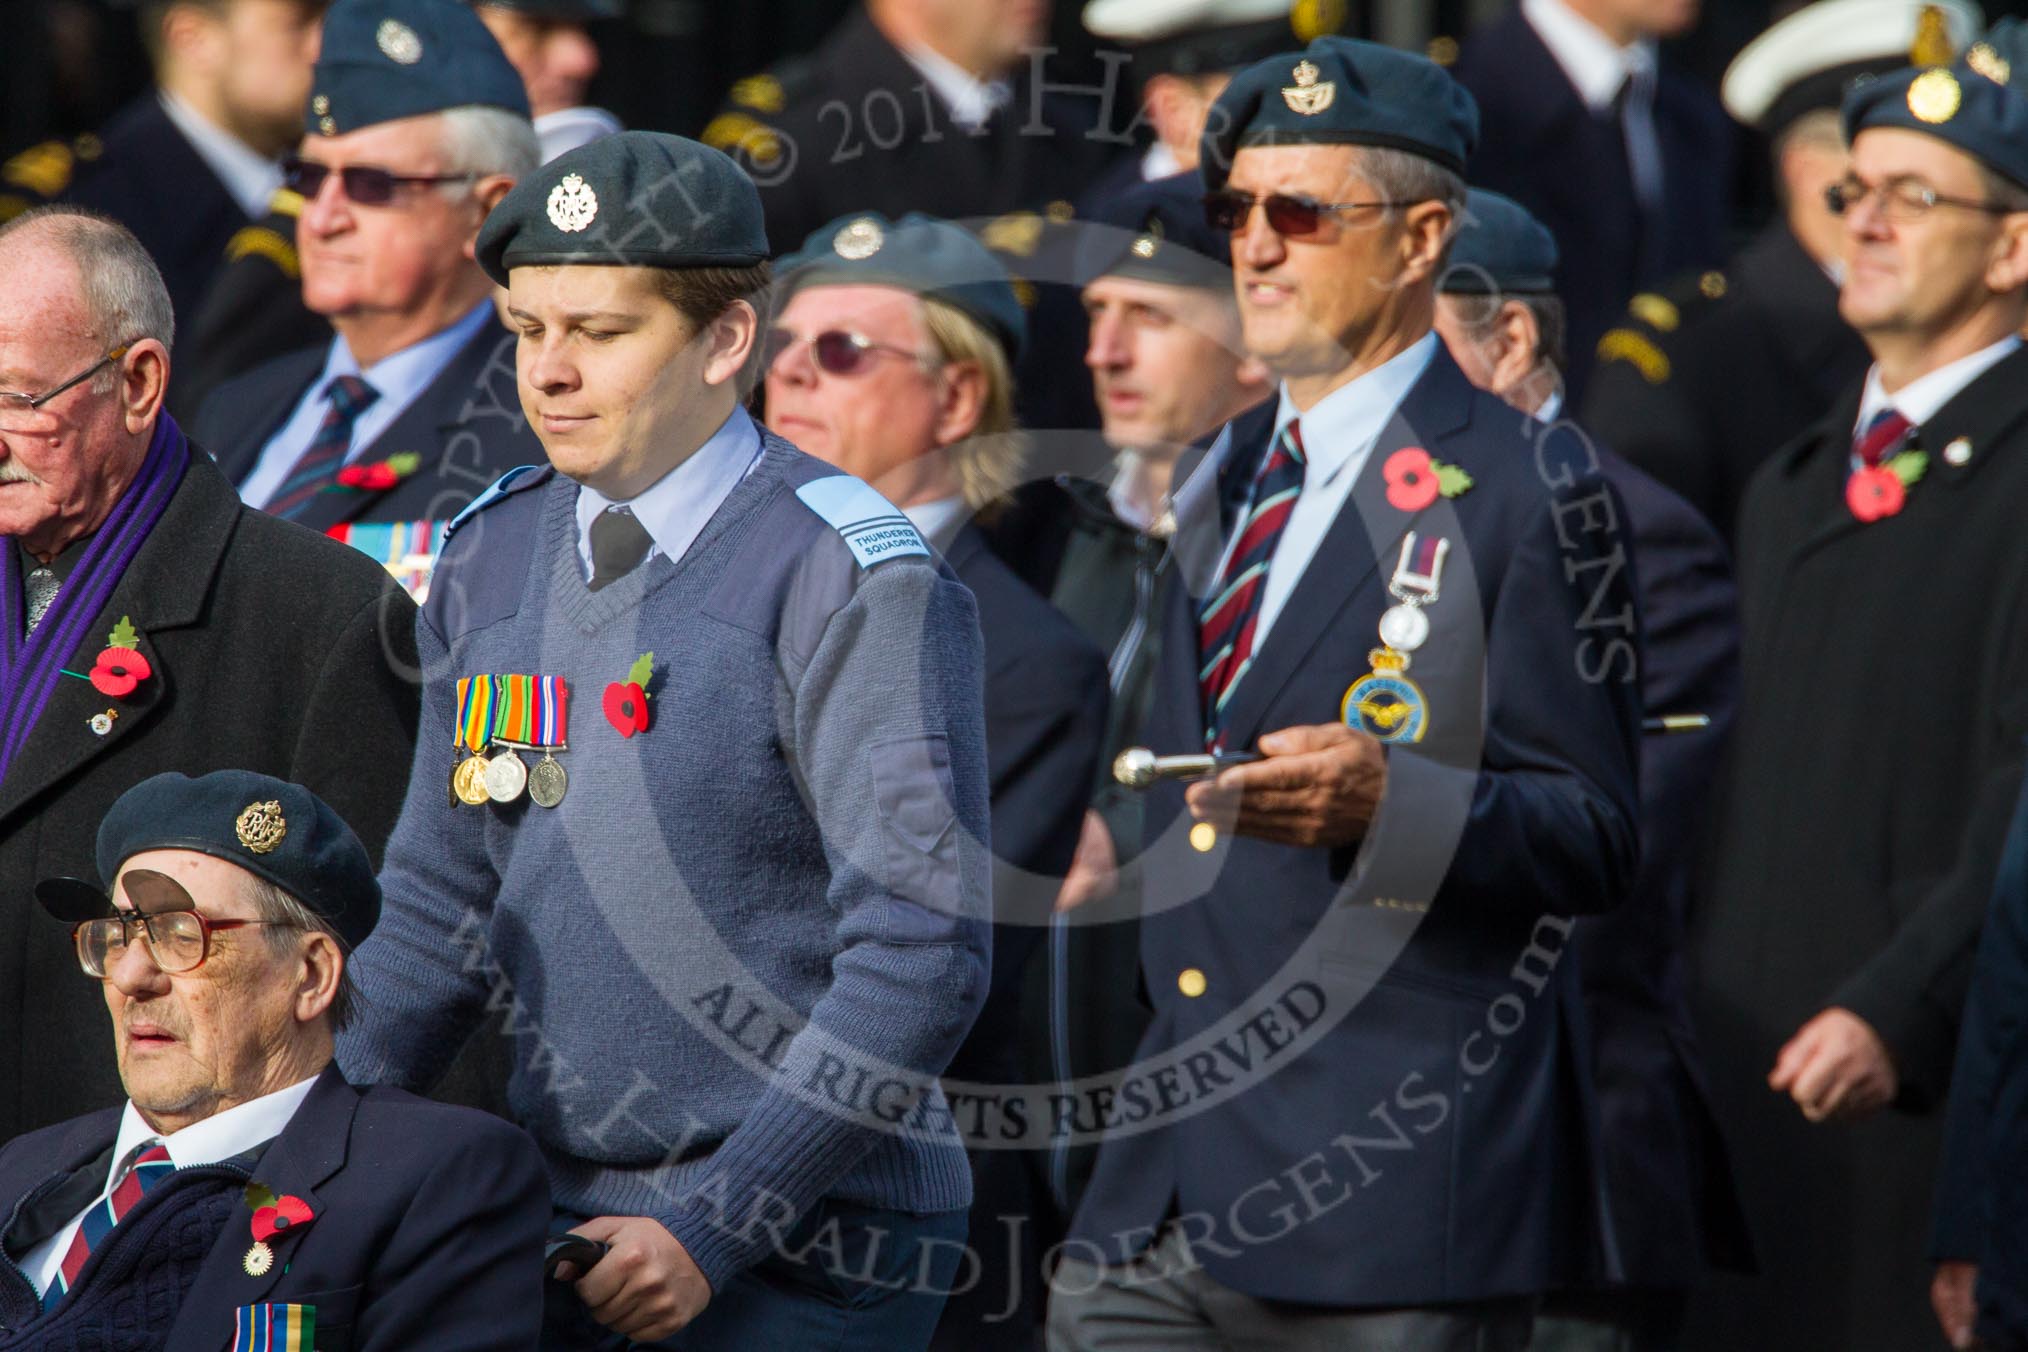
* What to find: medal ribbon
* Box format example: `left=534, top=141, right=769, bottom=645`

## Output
left=455, top=675, right=496, bottom=754
left=536, top=676, right=568, bottom=745
left=1390, top=532, right=1448, bottom=602
left=497, top=673, right=532, bottom=744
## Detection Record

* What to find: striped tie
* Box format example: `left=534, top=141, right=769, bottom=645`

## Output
left=1199, top=420, right=1307, bottom=749
left=43, top=1139, right=174, bottom=1310
left=263, top=375, right=380, bottom=520
left=1852, top=408, right=1912, bottom=468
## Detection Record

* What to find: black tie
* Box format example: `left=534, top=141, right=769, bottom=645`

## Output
left=588, top=508, right=653, bottom=591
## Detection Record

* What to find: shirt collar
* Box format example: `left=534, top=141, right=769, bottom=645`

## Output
left=574, top=406, right=764, bottom=572
left=1536, top=389, right=1565, bottom=424
left=900, top=495, right=971, bottom=552
left=317, top=300, right=495, bottom=404
left=156, top=91, right=281, bottom=219
left=1521, top=0, right=1655, bottom=111
left=113, top=1073, right=321, bottom=1175
left=1855, top=335, right=2023, bottom=433
left=899, top=42, right=1011, bottom=132
left=1270, top=332, right=1439, bottom=488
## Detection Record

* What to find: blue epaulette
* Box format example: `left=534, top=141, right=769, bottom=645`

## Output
left=445, top=464, right=552, bottom=541
left=793, top=475, right=930, bottom=569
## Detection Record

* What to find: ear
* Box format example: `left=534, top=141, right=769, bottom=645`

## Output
left=293, top=933, right=344, bottom=1025
left=1986, top=210, right=2028, bottom=293
left=121, top=340, right=170, bottom=436
left=932, top=360, right=989, bottom=447
left=1397, top=200, right=1455, bottom=286
left=460, top=175, right=519, bottom=260
left=1487, top=300, right=1542, bottom=395
left=159, top=3, right=225, bottom=73
left=701, top=298, right=760, bottom=388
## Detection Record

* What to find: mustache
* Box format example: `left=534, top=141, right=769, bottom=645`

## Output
left=0, top=459, right=46, bottom=487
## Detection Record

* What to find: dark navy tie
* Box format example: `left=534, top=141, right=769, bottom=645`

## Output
left=263, top=375, right=380, bottom=520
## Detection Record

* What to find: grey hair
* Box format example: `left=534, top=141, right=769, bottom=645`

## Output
left=244, top=877, right=363, bottom=1032
left=436, top=105, right=540, bottom=186
left=0, top=205, right=175, bottom=363
left=1354, top=146, right=1468, bottom=218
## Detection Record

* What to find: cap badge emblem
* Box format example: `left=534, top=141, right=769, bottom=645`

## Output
left=1283, top=59, right=1337, bottom=116
left=833, top=217, right=885, bottom=260
left=1907, top=67, right=1962, bottom=123
left=547, top=173, right=598, bottom=233
left=1131, top=235, right=1158, bottom=259
left=235, top=801, right=287, bottom=855
left=1967, top=42, right=2011, bottom=86
left=375, top=18, right=423, bottom=65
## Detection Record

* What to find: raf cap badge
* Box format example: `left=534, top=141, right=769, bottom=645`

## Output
left=235, top=801, right=287, bottom=855
left=833, top=217, right=885, bottom=260
left=1907, top=68, right=1963, bottom=123
left=1967, top=42, right=2012, bottom=86
left=1282, top=59, right=1337, bottom=117
left=547, top=173, right=598, bottom=232
left=375, top=18, right=423, bottom=64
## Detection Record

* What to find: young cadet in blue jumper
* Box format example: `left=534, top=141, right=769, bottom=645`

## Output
left=1050, top=38, right=1642, bottom=1352
left=335, top=132, right=993, bottom=1350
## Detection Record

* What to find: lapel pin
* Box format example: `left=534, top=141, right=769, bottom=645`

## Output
left=89, top=709, right=118, bottom=737
left=1944, top=437, right=1972, bottom=467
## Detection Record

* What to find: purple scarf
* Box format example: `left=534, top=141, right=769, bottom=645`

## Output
left=0, top=414, right=189, bottom=784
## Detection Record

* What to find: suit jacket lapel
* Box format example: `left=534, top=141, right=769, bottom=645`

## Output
left=211, top=352, right=324, bottom=489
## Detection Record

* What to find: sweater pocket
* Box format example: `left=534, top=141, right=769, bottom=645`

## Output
left=869, top=733, right=965, bottom=942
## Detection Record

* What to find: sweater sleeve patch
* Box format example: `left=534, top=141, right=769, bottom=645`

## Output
left=793, top=476, right=930, bottom=568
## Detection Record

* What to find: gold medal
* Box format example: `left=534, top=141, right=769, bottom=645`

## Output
left=243, top=1240, right=274, bottom=1276
left=528, top=752, right=568, bottom=808
left=485, top=748, right=529, bottom=803
left=453, top=753, right=493, bottom=806
left=1189, top=821, right=1219, bottom=853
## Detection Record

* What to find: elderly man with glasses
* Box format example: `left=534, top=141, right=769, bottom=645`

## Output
left=194, top=0, right=543, bottom=576
left=0, top=205, right=417, bottom=1146
left=0, top=769, right=548, bottom=1349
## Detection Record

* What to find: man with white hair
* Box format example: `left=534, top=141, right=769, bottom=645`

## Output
left=194, top=0, right=543, bottom=546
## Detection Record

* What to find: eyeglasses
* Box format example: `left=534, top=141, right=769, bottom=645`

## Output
left=1824, top=175, right=2016, bottom=223
left=761, top=327, right=928, bottom=377
left=0, top=346, right=128, bottom=433
left=1202, top=189, right=1411, bottom=236
left=70, top=869, right=295, bottom=979
left=282, top=155, right=478, bottom=206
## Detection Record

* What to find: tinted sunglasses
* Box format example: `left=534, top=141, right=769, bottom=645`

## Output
left=282, top=155, right=478, bottom=206
left=761, top=327, right=926, bottom=377
left=1202, top=189, right=1410, bottom=236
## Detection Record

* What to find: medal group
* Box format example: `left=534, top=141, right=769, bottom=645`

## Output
left=452, top=674, right=571, bottom=808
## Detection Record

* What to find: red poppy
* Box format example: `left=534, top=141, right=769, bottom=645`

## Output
left=1383, top=447, right=1440, bottom=513
left=250, top=1195, right=315, bottom=1243
left=89, top=646, right=151, bottom=698
left=603, top=681, right=650, bottom=737
left=337, top=463, right=401, bottom=491
left=1846, top=465, right=1906, bottom=522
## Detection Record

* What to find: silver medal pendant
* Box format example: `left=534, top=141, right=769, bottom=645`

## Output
left=528, top=753, right=568, bottom=808
left=1378, top=603, right=1429, bottom=653
left=485, top=749, right=529, bottom=803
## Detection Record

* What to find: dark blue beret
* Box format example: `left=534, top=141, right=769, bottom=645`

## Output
left=307, top=0, right=529, bottom=138
left=1440, top=188, right=1560, bottom=295
left=776, top=212, right=1028, bottom=359
left=477, top=131, right=770, bottom=284
left=1076, top=172, right=1233, bottom=291
left=1200, top=36, right=1480, bottom=186
left=35, top=770, right=381, bottom=951
left=1845, top=18, right=2028, bottom=190
left=467, top=0, right=619, bottom=21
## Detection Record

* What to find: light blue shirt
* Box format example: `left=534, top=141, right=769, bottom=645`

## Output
left=900, top=495, right=970, bottom=554
left=573, top=406, right=764, bottom=579
left=236, top=302, right=497, bottom=508
left=1224, top=332, right=1438, bottom=651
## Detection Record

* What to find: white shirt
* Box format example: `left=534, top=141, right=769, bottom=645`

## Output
left=158, top=91, right=280, bottom=220
left=1224, top=333, right=1438, bottom=650
left=1536, top=390, right=1565, bottom=424
left=1106, top=450, right=1167, bottom=532
left=900, top=495, right=970, bottom=554
left=21, top=1075, right=320, bottom=1298
left=236, top=302, right=497, bottom=509
left=1854, top=335, right=2022, bottom=438
left=1520, top=0, right=1657, bottom=112
left=574, top=406, right=764, bottom=579
left=899, top=42, right=1012, bottom=132
left=1139, top=142, right=1184, bottom=184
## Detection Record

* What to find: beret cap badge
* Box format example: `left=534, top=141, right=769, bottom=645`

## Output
left=1967, top=42, right=2012, bottom=87
left=833, top=217, right=885, bottom=260
left=1907, top=67, right=1963, bottom=123
left=546, top=173, right=598, bottom=232
left=375, top=18, right=423, bottom=65
left=1282, top=59, right=1337, bottom=116
left=235, top=801, right=287, bottom=855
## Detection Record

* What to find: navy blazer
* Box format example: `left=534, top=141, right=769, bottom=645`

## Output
left=1067, top=347, right=1643, bottom=1306
left=0, top=1065, right=548, bottom=1350
left=1453, top=7, right=1734, bottom=398
left=194, top=319, right=544, bottom=532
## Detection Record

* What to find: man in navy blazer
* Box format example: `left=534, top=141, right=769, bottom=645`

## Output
left=1451, top=0, right=1733, bottom=399
left=1049, top=40, right=1641, bottom=1350
left=0, top=769, right=548, bottom=1351
left=1434, top=188, right=1751, bottom=1350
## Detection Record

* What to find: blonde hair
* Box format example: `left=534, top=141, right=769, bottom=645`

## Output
left=919, top=297, right=1023, bottom=513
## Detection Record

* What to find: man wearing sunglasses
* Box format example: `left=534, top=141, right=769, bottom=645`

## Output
left=1693, top=20, right=2028, bottom=1352
left=0, top=769, right=548, bottom=1348
left=192, top=0, right=544, bottom=548
left=0, top=207, right=418, bottom=1149
left=1050, top=37, right=1642, bottom=1351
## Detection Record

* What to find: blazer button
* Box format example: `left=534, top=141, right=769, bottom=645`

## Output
left=1178, top=968, right=1207, bottom=998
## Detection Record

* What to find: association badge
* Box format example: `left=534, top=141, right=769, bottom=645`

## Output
left=1342, top=532, right=1448, bottom=744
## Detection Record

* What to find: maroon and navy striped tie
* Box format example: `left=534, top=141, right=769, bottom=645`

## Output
left=43, top=1139, right=174, bottom=1310
left=262, top=374, right=380, bottom=520
left=1199, top=420, right=1307, bottom=749
left=1852, top=408, right=1911, bottom=468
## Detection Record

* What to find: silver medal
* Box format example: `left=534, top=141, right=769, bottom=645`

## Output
left=485, top=749, right=529, bottom=803
left=1378, top=603, right=1429, bottom=652
left=528, top=754, right=568, bottom=808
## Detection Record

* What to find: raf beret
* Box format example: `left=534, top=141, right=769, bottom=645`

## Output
left=307, top=0, right=529, bottom=138
left=1440, top=188, right=1560, bottom=296
left=477, top=131, right=769, bottom=284
left=1200, top=36, right=1480, bottom=187
left=1723, top=0, right=1980, bottom=133
left=36, top=770, right=381, bottom=951
left=776, top=212, right=1028, bottom=359
left=1845, top=17, right=2028, bottom=190
left=1077, top=173, right=1233, bottom=291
